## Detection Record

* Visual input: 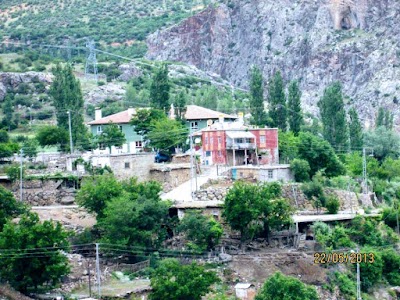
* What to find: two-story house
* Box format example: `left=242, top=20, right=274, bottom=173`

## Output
left=201, top=114, right=279, bottom=166
left=87, top=108, right=144, bottom=154
left=185, top=105, right=237, bottom=131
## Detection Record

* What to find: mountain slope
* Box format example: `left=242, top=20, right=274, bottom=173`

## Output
left=146, top=0, right=400, bottom=125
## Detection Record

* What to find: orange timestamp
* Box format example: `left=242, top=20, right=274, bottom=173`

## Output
left=314, top=252, right=375, bottom=264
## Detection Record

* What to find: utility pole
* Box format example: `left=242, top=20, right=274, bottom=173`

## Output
left=189, top=128, right=194, bottom=199
left=95, top=243, right=101, bottom=298
left=87, top=259, right=92, bottom=297
left=85, top=40, right=98, bottom=81
left=67, top=111, right=73, bottom=154
left=19, top=149, right=23, bottom=201
left=362, top=147, right=368, bottom=194
left=356, top=245, right=362, bottom=300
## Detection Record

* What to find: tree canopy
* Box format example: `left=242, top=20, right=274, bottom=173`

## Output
left=255, top=272, right=319, bottom=300
left=287, top=80, right=303, bottom=135
left=149, top=259, right=219, bottom=300
left=348, top=107, right=363, bottom=150
left=97, top=122, right=126, bottom=151
left=147, top=118, right=188, bottom=152
left=150, top=64, right=170, bottom=110
left=249, top=66, right=267, bottom=126
left=268, top=71, right=287, bottom=131
left=36, top=125, right=69, bottom=148
left=0, top=212, right=70, bottom=293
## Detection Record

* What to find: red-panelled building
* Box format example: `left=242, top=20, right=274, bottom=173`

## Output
left=200, top=122, right=279, bottom=166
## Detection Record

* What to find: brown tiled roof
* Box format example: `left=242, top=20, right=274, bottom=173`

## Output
left=87, top=109, right=136, bottom=125
left=185, top=105, right=236, bottom=120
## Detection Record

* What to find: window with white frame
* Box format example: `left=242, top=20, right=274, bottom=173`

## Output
left=135, top=141, right=143, bottom=148
left=99, top=143, right=105, bottom=150
left=210, top=137, right=214, bottom=144
left=97, top=126, right=103, bottom=133
left=260, top=135, right=266, bottom=143
left=218, top=136, right=222, bottom=144
left=268, top=170, right=273, bottom=179
left=205, top=137, right=208, bottom=144
left=124, top=162, right=130, bottom=169
left=190, top=121, right=198, bottom=130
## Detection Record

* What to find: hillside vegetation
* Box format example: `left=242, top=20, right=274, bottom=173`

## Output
left=0, top=0, right=214, bottom=58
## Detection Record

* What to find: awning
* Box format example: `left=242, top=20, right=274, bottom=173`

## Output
left=226, top=131, right=255, bottom=139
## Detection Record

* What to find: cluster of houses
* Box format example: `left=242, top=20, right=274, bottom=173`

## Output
left=87, top=105, right=280, bottom=168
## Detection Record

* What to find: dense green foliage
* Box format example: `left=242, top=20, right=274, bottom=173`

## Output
left=348, top=107, right=363, bottom=150
left=50, top=64, right=87, bottom=148
left=131, top=108, right=167, bottom=136
left=318, top=82, right=349, bottom=151
left=325, top=196, right=340, bottom=214
left=255, top=272, right=319, bottom=300
left=249, top=66, right=267, bottom=126
left=287, top=80, right=303, bottom=135
left=147, top=118, right=188, bottom=152
left=290, top=159, right=310, bottom=182
left=150, top=64, right=170, bottom=110
left=223, top=181, right=292, bottom=242
left=364, top=126, right=400, bottom=161
left=0, top=185, right=25, bottom=230
left=0, top=212, right=70, bottom=293
left=178, top=211, right=223, bottom=251
left=149, top=258, right=219, bottom=300
left=97, top=122, right=126, bottom=151
left=36, top=125, right=69, bottom=148
left=268, top=71, right=287, bottom=130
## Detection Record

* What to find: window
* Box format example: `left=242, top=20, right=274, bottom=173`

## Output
left=119, top=125, right=123, bottom=131
left=135, top=141, right=143, bottom=148
left=218, top=136, right=222, bottom=144
left=206, top=151, right=211, bottom=157
left=99, top=143, right=105, bottom=150
left=217, top=150, right=222, bottom=157
left=210, top=137, right=214, bottom=144
left=205, top=137, right=208, bottom=144
left=97, top=126, right=102, bottom=133
left=260, top=135, right=266, bottom=143
left=190, top=121, right=198, bottom=130
left=245, top=138, right=252, bottom=143
left=236, top=138, right=244, bottom=143
left=268, top=170, right=274, bottom=179
left=124, top=162, right=130, bottom=169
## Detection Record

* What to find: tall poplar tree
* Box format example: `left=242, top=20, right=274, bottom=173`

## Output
left=318, top=82, right=349, bottom=151
left=2, top=94, right=14, bottom=131
left=348, top=107, right=363, bottom=150
left=287, top=80, right=303, bottom=135
left=268, top=71, right=287, bottom=131
left=249, top=66, right=267, bottom=126
left=50, top=64, right=87, bottom=148
left=150, top=64, right=170, bottom=111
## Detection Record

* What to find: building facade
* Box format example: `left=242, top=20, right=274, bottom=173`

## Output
left=201, top=119, right=279, bottom=166
left=184, top=105, right=237, bottom=132
left=87, top=108, right=144, bottom=154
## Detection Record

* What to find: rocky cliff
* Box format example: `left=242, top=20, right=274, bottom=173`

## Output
left=146, top=0, right=400, bottom=125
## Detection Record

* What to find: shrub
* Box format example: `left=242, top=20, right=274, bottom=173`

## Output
left=381, top=249, right=400, bottom=286
left=302, top=180, right=326, bottom=206
left=290, top=159, right=310, bottom=182
left=326, top=196, right=340, bottom=214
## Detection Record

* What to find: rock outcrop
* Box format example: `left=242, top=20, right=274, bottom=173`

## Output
left=146, top=0, right=400, bottom=126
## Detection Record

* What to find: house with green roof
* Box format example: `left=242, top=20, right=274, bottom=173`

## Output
left=87, top=108, right=143, bottom=154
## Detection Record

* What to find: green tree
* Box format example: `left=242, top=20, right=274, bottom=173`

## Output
left=325, top=196, right=340, bottom=214
left=98, top=122, right=126, bottom=152
left=0, top=212, right=70, bottom=293
left=290, top=159, right=310, bottom=182
left=50, top=64, right=87, bottom=148
left=0, top=141, right=20, bottom=159
left=381, top=249, right=400, bottom=286
left=150, top=64, right=170, bottom=110
left=359, top=248, right=383, bottom=292
left=178, top=211, right=223, bottom=251
left=36, top=125, right=69, bottom=149
left=76, top=174, right=123, bottom=218
left=22, top=139, right=39, bottom=160
left=278, top=130, right=299, bottom=163
left=249, top=66, right=267, bottom=126
left=348, top=108, right=363, bottom=150
left=0, top=130, right=9, bottom=143
left=149, top=259, right=219, bottom=300
left=130, top=108, right=167, bottom=137
left=2, top=94, right=14, bottom=131
left=255, top=272, right=319, bottom=300
left=174, top=90, right=187, bottom=121
left=287, top=80, right=303, bottom=135
left=298, top=132, right=345, bottom=177
left=364, top=126, right=400, bottom=161
left=318, top=82, right=349, bottom=151
left=223, top=182, right=292, bottom=242
left=147, top=118, right=188, bottom=153
left=268, top=71, right=287, bottom=130
left=376, top=107, right=385, bottom=127
left=0, top=185, right=25, bottom=230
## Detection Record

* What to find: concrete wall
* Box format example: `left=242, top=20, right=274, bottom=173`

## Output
left=150, top=164, right=190, bottom=192
left=231, top=165, right=293, bottom=183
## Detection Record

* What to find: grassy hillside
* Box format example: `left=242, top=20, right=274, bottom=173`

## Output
left=0, top=0, right=214, bottom=58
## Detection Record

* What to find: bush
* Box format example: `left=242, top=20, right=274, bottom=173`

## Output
left=302, top=180, right=326, bottom=206
left=330, top=271, right=356, bottom=300
left=381, top=249, right=400, bottom=286
left=290, top=159, right=310, bottom=182
left=326, top=196, right=340, bottom=214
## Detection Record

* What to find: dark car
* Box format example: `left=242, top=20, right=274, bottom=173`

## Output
left=155, top=152, right=170, bottom=163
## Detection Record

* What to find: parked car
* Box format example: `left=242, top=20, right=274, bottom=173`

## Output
left=155, top=152, right=170, bottom=163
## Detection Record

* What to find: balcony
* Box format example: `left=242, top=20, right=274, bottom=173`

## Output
left=226, top=131, right=256, bottom=150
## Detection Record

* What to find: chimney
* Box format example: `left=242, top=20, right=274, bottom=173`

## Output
left=95, top=107, right=102, bottom=120
left=219, top=114, right=224, bottom=124
left=238, top=112, right=244, bottom=125
left=127, top=107, right=135, bottom=117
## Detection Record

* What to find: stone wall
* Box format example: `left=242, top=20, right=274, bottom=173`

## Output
left=150, top=164, right=190, bottom=192
left=192, top=187, right=228, bottom=202
left=11, top=179, right=76, bottom=206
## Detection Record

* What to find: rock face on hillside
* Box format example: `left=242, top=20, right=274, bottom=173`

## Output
left=146, top=0, right=400, bottom=125
left=0, top=71, right=52, bottom=101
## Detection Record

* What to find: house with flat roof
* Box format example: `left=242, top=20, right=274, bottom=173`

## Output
left=184, top=105, right=237, bottom=131
left=87, top=108, right=144, bottom=154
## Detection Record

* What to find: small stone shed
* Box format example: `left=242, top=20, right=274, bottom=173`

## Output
left=234, top=283, right=256, bottom=300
